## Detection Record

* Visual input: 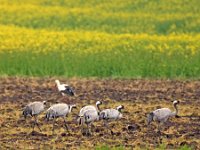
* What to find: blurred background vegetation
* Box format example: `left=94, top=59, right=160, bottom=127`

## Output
left=0, top=0, right=200, bottom=78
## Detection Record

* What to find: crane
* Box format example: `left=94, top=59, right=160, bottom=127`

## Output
left=22, top=101, right=46, bottom=132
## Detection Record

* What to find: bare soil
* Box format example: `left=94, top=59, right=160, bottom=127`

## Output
left=0, top=77, right=199, bottom=149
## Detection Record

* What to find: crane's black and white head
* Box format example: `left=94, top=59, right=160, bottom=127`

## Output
left=96, top=101, right=102, bottom=106
left=43, top=101, right=47, bottom=106
left=116, top=105, right=124, bottom=112
left=69, top=104, right=77, bottom=112
left=173, top=100, right=180, bottom=105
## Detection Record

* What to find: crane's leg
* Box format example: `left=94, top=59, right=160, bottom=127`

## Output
left=157, top=123, right=163, bottom=143
left=32, top=118, right=35, bottom=132
left=104, top=121, right=113, bottom=135
left=88, top=123, right=94, bottom=135
left=79, top=117, right=84, bottom=135
left=52, top=117, right=56, bottom=135
left=90, top=123, right=95, bottom=132
left=63, top=117, right=70, bottom=133
left=33, top=115, right=42, bottom=132
left=157, top=123, right=161, bottom=134
left=86, top=123, right=90, bottom=136
left=81, top=124, right=84, bottom=135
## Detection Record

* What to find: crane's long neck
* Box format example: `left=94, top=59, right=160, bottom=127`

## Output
left=69, top=105, right=74, bottom=113
left=171, top=103, right=178, bottom=116
left=96, top=104, right=101, bottom=112
left=69, top=106, right=72, bottom=113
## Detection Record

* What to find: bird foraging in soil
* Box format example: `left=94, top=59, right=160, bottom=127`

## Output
left=147, top=100, right=180, bottom=133
left=55, top=79, right=74, bottom=96
left=99, top=105, right=124, bottom=134
left=79, top=100, right=102, bottom=116
left=77, top=100, right=102, bottom=127
left=45, top=103, right=76, bottom=134
left=79, top=109, right=100, bottom=136
left=22, top=101, right=46, bottom=132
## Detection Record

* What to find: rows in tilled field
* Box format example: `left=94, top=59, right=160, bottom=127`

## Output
left=0, top=77, right=199, bottom=149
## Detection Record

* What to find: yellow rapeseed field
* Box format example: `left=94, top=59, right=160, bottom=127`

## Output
left=0, top=0, right=200, bottom=77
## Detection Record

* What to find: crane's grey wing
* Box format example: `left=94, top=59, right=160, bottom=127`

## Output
left=153, top=108, right=171, bottom=121
left=104, top=109, right=122, bottom=120
left=31, top=102, right=45, bottom=115
left=50, top=103, right=69, bottom=117
left=79, top=105, right=96, bottom=116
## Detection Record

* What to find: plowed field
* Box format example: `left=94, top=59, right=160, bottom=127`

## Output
left=0, top=78, right=199, bottom=149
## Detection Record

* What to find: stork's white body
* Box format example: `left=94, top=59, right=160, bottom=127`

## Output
left=55, top=80, right=74, bottom=96
left=57, top=84, right=69, bottom=92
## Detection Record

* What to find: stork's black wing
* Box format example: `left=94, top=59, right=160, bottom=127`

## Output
left=61, top=86, right=74, bottom=96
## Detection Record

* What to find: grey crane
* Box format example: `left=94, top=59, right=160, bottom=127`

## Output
left=79, top=109, right=100, bottom=135
left=147, top=100, right=180, bottom=133
left=55, top=79, right=74, bottom=96
left=77, top=100, right=102, bottom=123
left=22, top=101, right=46, bottom=132
left=99, top=105, right=124, bottom=134
left=79, top=100, right=102, bottom=116
left=45, top=103, right=76, bottom=134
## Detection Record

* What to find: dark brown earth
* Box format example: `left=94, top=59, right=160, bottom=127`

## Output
left=0, top=77, right=199, bottom=149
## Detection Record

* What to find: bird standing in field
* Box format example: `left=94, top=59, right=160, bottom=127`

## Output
left=147, top=100, right=180, bottom=133
left=45, top=103, right=76, bottom=134
left=99, top=105, right=124, bottom=134
left=77, top=100, right=102, bottom=124
left=55, top=79, right=74, bottom=96
left=79, top=100, right=102, bottom=115
left=22, top=101, right=46, bottom=132
left=79, top=109, right=100, bottom=135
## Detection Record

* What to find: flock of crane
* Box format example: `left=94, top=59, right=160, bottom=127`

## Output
left=22, top=79, right=180, bottom=135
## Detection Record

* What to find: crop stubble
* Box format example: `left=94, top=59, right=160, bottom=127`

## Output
left=0, top=77, right=199, bottom=149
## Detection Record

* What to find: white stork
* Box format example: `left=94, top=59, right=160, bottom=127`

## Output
left=55, top=79, right=74, bottom=96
